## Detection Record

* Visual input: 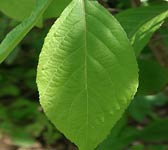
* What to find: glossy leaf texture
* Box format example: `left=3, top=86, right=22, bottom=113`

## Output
left=0, top=0, right=52, bottom=63
left=37, top=0, right=138, bottom=150
left=116, top=5, right=168, bottom=56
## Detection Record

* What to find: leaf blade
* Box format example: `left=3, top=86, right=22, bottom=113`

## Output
left=37, top=0, right=138, bottom=149
left=116, top=5, right=168, bottom=56
left=0, top=0, right=71, bottom=22
left=0, top=0, right=52, bottom=64
left=0, top=0, right=35, bottom=22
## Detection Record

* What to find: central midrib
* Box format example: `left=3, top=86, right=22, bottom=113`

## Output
left=81, top=0, right=89, bottom=147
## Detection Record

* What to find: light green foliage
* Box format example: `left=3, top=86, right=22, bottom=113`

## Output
left=37, top=0, right=138, bottom=149
left=0, top=0, right=71, bottom=22
left=0, top=0, right=42, bottom=27
left=116, top=5, right=168, bottom=55
left=0, top=0, right=52, bottom=64
left=44, top=0, right=71, bottom=19
left=138, top=59, right=168, bottom=95
left=0, top=0, right=35, bottom=22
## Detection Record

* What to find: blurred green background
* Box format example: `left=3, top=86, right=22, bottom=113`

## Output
left=0, top=0, right=168, bottom=150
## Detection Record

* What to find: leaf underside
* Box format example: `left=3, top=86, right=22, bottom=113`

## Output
left=37, top=0, right=138, bottom=150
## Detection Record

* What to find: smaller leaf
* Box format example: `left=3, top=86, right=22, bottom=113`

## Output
left=0, top=0, right=42, bottom=27
left=116, top=5, right=168, bottom=55
left=0, top=0, right=35, bottom=22
left=0, top=0, right=52, bottom=64
left=0, top=0, right=71, bottom=24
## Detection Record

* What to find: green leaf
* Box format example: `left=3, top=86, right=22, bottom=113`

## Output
left=37, top=0, right=138, bottom=150
left=0, top=0, right=52, bottom=64
left=0, top=0, right=71, bottom=22
left=0, top=0, right=35, bottom=22
left=137, top=59, right=168, bottom=95
left=44, top=0, right=71, bottom=19
left=139, top=119, right=168, bottom=142
left=0, top=0, right=42, bottom=27
left=116, top=5, right=168, bottom=56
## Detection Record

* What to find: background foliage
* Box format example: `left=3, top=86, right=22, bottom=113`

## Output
left=0, top=0, right=168, bottom=149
